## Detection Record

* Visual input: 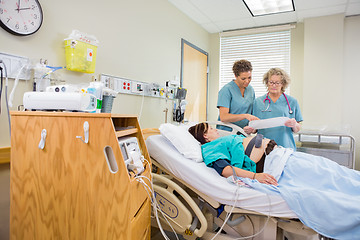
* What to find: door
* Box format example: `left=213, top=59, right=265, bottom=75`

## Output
left=181, top=39, right=208, bottom=122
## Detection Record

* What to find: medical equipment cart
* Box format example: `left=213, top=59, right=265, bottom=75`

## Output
left=10, top=112, right=151, bottom=239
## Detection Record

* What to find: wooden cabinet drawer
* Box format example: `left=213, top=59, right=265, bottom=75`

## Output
left=131, top=199, right=151, bottom=240
left=129, top=162, right=151, bottom=217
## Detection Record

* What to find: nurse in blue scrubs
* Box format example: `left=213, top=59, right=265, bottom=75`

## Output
left=217, top=60, right=259, bottom=132
left=251, top=68, right=302, bottom=149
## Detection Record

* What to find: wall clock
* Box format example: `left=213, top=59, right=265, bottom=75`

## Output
left=0, top=0, right=43, bottom=36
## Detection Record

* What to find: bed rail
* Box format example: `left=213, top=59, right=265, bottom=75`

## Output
left=207, top=121, right=249, bottom=137
left=294, top=131, right=355, bottom=169
left=152, top=173, right=208, bottom=238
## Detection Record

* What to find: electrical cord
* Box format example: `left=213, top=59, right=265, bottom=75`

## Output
left=138, top=88, right=145, bottom=122
left=5, top=85, right=11, bottom=136
left=134, top=158, right=272, bottom=240
left=133, top=159, right=180, bottom=240
left=247, top=215, right=255, bottom=240
left=8, top=64, right=27, bottom=107
left=133, top=162, right=173, bottom=239
left=135, top=175, right=179, bottom=240
left=210, top=180, right=272, bottom=240
left=0, top=65, right=3, bottom=114
left=1, top=61, right=12, bottom=136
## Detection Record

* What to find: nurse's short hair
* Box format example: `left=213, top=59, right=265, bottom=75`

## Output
left=263, top=68, right=290, bottom=93
left=233, top=60, right=252, bottom=77
left=188, top=122, right=208, bottom=145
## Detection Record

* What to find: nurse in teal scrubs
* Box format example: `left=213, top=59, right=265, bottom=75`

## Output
left=251, top=68, right=303, bottom=149
left=217, top=60, right=259, bottom=131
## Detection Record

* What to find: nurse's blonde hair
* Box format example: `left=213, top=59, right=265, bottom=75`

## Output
left=263, top=68, right=290, bottom=93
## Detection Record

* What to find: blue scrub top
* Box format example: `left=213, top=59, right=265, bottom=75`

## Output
left=252, top=93, right=303, bottom=150
left=201, top=135, right=256, bottom=173
left=217, top=81, right=255, bottom=128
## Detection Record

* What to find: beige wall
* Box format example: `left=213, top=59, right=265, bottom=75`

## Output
left=302, top=14, right=360, bottom=170
left=343, top=15, right=360, bottom=169
left=303, top=14, right=344, bottom=128
left=207, top=33, right=221, bottom=122
left=0, top=0, right=210, bottom=147
left=289, top=23, right=304, bottom=108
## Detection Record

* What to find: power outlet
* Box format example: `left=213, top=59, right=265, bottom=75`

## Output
left=131, top=81, right=147, bottom=95
left=0, top=52, right=31, bottom=80
left=115, top=77, right=132, bottom=94
left=148, top=83, right=161, bottom=97
left=100, top=74, right=114, bottom=89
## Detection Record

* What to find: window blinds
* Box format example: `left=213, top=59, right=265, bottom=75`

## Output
left=220, top=29, right=291, bottom=97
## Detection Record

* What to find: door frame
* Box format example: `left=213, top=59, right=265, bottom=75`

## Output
left=180, top=38, right=209, bottom=121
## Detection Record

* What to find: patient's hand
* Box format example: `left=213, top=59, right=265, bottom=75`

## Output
left=255, top=173, right=278, bottom=186
left=244, top=126, right=256, bottom=135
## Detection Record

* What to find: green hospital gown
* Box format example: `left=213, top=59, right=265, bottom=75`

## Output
left=201, top=135, right=256, bottom=172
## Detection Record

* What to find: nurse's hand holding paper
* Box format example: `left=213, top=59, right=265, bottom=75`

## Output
left=249, top=117, right=290, bottom=129
left=250, top=68, right=303, bottom=150
left=284, top=118, right=301, bottom=132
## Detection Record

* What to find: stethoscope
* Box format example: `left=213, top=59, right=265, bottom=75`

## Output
left=262, top=93, right=293, bottom=114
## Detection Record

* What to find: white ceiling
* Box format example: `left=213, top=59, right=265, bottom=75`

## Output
left=168, top=0, right=360, bottom=33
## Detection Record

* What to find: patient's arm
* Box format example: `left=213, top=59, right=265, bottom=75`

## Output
left=222, top=166, right=278, bottom=186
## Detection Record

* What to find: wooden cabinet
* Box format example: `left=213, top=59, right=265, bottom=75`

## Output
left=10, top=112, right=151, bottom=240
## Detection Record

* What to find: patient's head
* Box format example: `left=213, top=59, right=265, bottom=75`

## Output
left=188, top=122, right=220, bottom=144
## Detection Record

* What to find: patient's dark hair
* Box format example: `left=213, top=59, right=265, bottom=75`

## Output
left=265, top=140, right=277, bottom=155
left=188, top=122, right=208, bottom=145
left=257, top=139, right=277, bottom=173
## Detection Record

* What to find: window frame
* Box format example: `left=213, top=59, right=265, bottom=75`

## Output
left=219, top=24, right=293, bottom=98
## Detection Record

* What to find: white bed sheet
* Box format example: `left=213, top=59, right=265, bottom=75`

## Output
left=146, top=134, right=297, bottom=218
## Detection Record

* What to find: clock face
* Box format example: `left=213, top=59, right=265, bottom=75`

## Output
left=0, top=0, right=43, bottom=36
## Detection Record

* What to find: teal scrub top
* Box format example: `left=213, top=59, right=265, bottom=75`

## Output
left=201, top=135, right=256, bottom=173
left=217, top=81, right=255, bottom=128
left=252, top=93, right=303, bottom=149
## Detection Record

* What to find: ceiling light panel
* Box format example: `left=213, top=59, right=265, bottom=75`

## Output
left=243, top=0, right=295, bottom=16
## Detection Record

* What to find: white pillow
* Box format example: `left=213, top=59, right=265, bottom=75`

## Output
left=159, top=123, right=203, bottom=162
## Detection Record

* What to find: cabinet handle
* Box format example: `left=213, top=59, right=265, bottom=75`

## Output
left=76, top=121, right=89, bottom=144
left=104, top=146, right=118, bottom=173
left=38, top=129, right=47, bottom=149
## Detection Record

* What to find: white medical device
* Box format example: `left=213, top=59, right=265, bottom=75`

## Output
left=118, top=136, right=144, bottom=174
left=23, top=92, right=97, bottom=112
left=46, top=84, right=78, bottom=93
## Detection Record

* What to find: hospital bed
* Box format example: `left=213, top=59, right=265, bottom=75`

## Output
left=143, top=123, right=319, bottom=240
